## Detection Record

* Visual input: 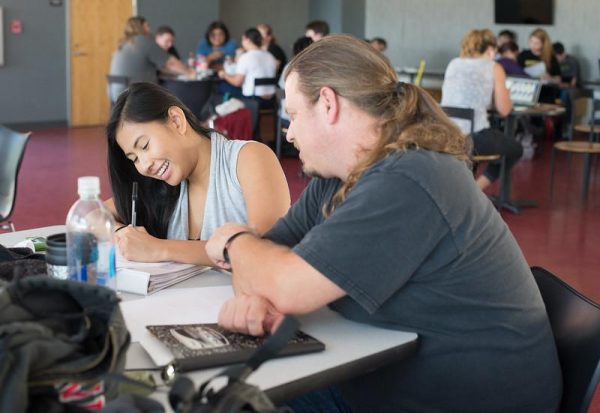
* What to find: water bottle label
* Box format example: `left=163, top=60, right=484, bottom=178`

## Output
left=96, top=242, right=116, bottom=288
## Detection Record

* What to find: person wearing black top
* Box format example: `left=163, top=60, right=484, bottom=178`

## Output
left=257, top=24, right=287, bottom=80
left=517, top=28, right=560, bottom=82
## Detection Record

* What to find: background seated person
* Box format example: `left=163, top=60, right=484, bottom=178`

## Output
left=553, top=41, right=581, bottom=88
left=105, top=83, right=290, bottom=265
left=218, top=28, right=278, bottom=134
left=257, top=23, right=287, bottom=80
left=109, top=16, right=193, bottom=102
left=304, top=20, right=330, bottom=41
left=517, top=28, right=561, bottom=83
left=441, top=29, right=522, bottom=191
left=496, top=29, right=517, bottom=48
left=369, top=37, right=387, bottom=53
left=196, top=21, right=237, bottom=69
left=497, top=41, right=529, bottom=77
left=205, top=34, right=561, bottom=413
left=155, top=25, right=180, bottom=59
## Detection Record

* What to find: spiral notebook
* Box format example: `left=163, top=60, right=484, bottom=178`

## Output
left=116, top=255, right=210, bottom=295
left=146, top=323, right=325, bottom=371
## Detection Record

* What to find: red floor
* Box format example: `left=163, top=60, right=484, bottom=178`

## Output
left=4, top=126, right=600, bottom=410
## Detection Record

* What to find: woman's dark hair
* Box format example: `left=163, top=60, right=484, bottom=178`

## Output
left=106, top=82, right=213, bottom=238
left=293, top=36, right=313, bottom=56
left=205, top=21, right=230, bottom=45
left=244, top=28, right=263, bottom=48
left=498, top=41, right=519, bottom=55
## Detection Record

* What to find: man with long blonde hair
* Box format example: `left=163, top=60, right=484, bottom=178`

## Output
left=206, top=34, right=561, bottom=412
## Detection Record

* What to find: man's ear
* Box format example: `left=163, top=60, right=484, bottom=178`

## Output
left=168, top=106, right=188, bottom=135
left=319, top=87, right=339, bottom=124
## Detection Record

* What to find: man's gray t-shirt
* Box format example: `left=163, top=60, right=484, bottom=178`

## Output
left=108, top=35, right=170, bottom=101
left=266, top=150, right=561, bottom=412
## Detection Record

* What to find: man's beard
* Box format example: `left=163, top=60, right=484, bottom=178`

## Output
left=300, top=161, right=324, bottom=180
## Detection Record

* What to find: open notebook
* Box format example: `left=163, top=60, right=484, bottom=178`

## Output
left=116, top=255, right=210, bottom=295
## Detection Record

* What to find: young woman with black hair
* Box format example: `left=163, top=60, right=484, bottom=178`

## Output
left=105, top=82, right=290, bottom=265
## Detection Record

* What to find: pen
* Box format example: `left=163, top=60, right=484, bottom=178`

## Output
left=131, top=182, right=138, bottom=227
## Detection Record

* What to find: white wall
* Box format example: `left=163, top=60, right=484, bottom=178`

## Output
left=366, top=0, right=600, bottom=80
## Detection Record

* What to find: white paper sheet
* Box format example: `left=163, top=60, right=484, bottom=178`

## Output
left=524, top=61, right=546, bottom=78
left=120, top=286, right=234, bottom=366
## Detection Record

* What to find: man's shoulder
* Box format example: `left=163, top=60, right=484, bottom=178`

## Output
left=361, top=151, right=468, bottom=195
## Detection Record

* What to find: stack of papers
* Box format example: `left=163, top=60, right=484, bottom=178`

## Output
left=116, top=256, right=210, bottom=295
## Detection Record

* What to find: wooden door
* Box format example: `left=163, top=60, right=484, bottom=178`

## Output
left=69, top=0, right=132, bottom=126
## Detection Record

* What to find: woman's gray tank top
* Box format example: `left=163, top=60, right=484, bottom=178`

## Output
left=167, top=133, right=249, bottom=240
left=441, top=57, right=495, bottom=134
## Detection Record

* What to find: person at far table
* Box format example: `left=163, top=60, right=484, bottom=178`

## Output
left=205, top=34, right=561, bottom=413
left=154, top=25, right=180, bottom=59
left=218, top=28, right=278, bottom=134
left=108, top=16, right=193, bottom=102
left=196, top=21, right=237, bottom=69
left=496, top=29, right=517, bottom=48
left=369, top=37, right=387, bottom=53
left=553, top=42, right=581, bottom=88
left=105, top=83, right=290, bottom=265
left=257, top=23, right=287, bottom=79
left=442, top=29, right=522, bottom=191
left=497, top=41, right=529, bottom=77
left=517, top=28, right=561, bottom=83
left=304, top=20, right=329, bottom=41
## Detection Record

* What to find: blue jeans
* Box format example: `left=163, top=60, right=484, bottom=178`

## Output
left=283, top=386, right=352, bottom=413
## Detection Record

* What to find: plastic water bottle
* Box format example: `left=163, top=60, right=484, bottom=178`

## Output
left=224, top=55, right=236, bottom=75
left=66, top=176, right=117, bottom=289
left=187, top=51, right=196, bottom=68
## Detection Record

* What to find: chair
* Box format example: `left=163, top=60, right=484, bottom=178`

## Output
left=254, top=77, right=279, bottom=142
left=550, top=91, right=600, bottom=201
left=161, top=78, right=216, bottom=121
left=0, top=125, right=31, bottom=232
left=531, top=266, right=600, bottom=413
left=106, top=75, right=130, bottom=107
left=440, top=106, right=502, bottom=172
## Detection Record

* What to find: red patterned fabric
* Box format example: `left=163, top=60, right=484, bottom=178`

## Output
left=213, top=108, right=254, bottom=140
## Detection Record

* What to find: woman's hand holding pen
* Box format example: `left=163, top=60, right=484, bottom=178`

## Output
left=114, top=225, right=165, bottom=262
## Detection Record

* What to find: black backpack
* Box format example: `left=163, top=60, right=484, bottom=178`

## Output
left=0, top=276, right=131, bottom=412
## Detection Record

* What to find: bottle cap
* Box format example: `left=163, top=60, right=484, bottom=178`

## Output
left=77, top=176, right=100, bottom=197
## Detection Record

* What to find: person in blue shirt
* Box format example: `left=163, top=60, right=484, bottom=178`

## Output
left=196, top=21, right=237, bottom=68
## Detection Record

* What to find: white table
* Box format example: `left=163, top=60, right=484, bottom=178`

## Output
left=0, top=226, right=418, bottom=409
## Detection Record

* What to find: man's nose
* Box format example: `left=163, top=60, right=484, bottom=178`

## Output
left=285, top=125, right=294, bottom=143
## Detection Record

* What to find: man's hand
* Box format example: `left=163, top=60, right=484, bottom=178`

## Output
left=205, top=223, right=254, bottom=269
left=218, top=294, right=284, bottom=336
left=114, top=226, right=164, bottom=262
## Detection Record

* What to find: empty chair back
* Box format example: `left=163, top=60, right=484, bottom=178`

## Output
left=161, top=79, right=215, bottom=122
left=0, top=125, right=31, bottom=223
left=441, top=106, right=475, bottom=134
left=531, top=266, right=600, bottom=413
left=567, top=88, right=593, bottom=140
left=254, top=77, right=278, bottom=97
